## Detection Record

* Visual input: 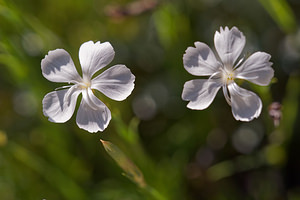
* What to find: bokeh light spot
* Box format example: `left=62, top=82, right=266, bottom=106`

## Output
left=232, top=125, right=263, bottom=154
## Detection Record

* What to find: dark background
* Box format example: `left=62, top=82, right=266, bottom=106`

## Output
left=0, top=0, right=300, bottom=199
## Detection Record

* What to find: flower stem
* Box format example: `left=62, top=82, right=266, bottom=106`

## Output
left=144, top=185, right=167, bottom=200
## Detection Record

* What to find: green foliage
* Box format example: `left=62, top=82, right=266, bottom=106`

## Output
left=258, top=0, right=297, bottom=33
left=0, top=0, right=300, bottom=199
left=101, top=139, right=146, bottom=188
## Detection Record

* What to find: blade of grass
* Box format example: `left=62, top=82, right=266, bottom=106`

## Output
left=101, top=140, right=167, bottom=200
left=258, top=0, right=297, bottom=33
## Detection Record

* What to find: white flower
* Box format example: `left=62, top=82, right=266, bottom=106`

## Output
left=42, top=41, right=135, bottom=133
left=182, top=26, right=274, bottom=121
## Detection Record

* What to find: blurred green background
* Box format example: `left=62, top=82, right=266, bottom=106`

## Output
left=0, top=0, right=300, bottom=199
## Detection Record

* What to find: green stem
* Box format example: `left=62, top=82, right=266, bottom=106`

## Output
left=144, top=185, right=167, bottom=200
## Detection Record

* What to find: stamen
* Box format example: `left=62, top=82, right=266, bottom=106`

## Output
left=221, top=68, right=235, bottom=85
left=226, top=72, right=234, bottom=84
left=77, top=81, right=91, bottom=89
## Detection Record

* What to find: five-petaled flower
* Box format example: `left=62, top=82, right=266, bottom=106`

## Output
left=42, top=41, right=135, bottom=133
left=182, top=26, right=274, bottom=121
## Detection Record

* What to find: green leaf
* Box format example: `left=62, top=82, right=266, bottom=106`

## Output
left=100, top=140, right=146, bottom=188
left=258, top=0, right=297, bottom=33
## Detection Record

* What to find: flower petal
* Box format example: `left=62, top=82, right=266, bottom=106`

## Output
left=228, top=83, right=262, bottom=121
left=76, top=88, right=111, bottom=133
left=235, top=52, right=274, bottom=86
left=79, top=41, right=115, bottom=80
left=182, top=79, right=222, bottom=110
left=91, top=65, right=135, bottom=101
left=214, top=26, right=245, bottom=68
left=42, top=86, right=81, bottom=123
left=183, top=42, right=222, bottom=76
left=41, top=49, right=81, bottom=83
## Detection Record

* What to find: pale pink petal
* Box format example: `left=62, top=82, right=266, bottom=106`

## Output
left=42, top=86, right=81, bottom=123
left=182, top=79, right=222, bottom=110
left=41, top=49, right=81, bottom=83
left=235, top=52, right=274, bottom=86
left=228, top=83, right=262, bottom=121
left=76, top=88, right=111, bottom=133
left=91, top=65, right=135, bottom=101
left=79, top=41, right=115, bottom=80
left=183, top=42, right=222, bottom=76
left=214, top=26, right=245, bottom=68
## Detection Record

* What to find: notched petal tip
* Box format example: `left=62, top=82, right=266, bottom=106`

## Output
left=233, top=98, right=262, bottom=122
left=217, top=26, right=235, bottom=35
left=41, top=48, right=66, bottom=69
left=214, top=25, right=246, bottom=68
left=81, top=40, right=97, bottom=46
left=234, top=106, right=262, bottom=122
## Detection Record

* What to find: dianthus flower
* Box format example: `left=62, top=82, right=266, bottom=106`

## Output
left=42, top=41, right=135, bottom=132
left=182, top=27, right=274, bottom=121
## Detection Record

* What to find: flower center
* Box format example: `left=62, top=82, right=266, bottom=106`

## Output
left=222, top=70, right=235, bottom=85
left=78, top=80, right=91, bottom=89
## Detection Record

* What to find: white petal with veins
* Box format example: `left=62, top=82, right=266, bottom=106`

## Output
left=182, top=79, right=222, bottom=110
left=42, top=86, right=81, bottom=123
left=235, top=52, right=274, bottom=86
left=228, top=83, right=262, bottom=121
left=76, top=88, right=111, bottom=133
left=92, top=65, right=135, bottom=101
left=214, top=26, right=245, bottom=68
left=183, top=42, right=222, bottom=76
left=41, top=49, right=81, bottom=83
left=41, top=41, right=135, bottom=132
left=79, top=41, right=115, bottom=80
left=181, top=26, right=273, bottom=122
